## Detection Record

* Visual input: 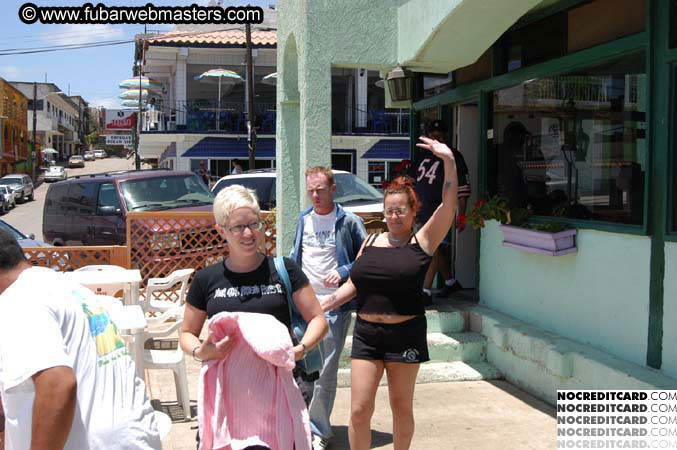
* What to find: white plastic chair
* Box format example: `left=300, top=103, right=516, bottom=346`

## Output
left=143, top=269, right=194, bottom=315
left=74, top=265, right=126, bottom=272
left=142, top=305, right=191, bottom=420
left=74, top=265, right=128, bottom=298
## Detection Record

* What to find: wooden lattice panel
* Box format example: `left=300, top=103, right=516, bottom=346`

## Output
left=126, top=212, right=277, bottom=302
left=23, top=246, right=128, bottom=271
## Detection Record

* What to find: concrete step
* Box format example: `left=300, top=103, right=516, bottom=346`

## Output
left=338, top=332, right=487, bottom=368
left=346, top=305, right=468, bottom=336
left=337, top=361, right=503, bottom=387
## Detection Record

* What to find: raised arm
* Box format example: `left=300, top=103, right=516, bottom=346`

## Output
left=415, top=136, right=458, bottom=255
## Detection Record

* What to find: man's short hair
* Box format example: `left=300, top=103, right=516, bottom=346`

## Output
left=305, top=166, right=335, bottom=186
left=0, top=229, right=26, bottom=271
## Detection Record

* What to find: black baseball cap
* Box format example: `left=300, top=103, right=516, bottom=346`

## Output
left=427, top=119, right=448, bottom=134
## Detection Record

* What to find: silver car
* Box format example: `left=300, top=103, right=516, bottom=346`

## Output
left=44, top=165, right=68, bottom=182
left=0, top=174, right=34, bottom=203
left=0, top=185, right=16, bottom=213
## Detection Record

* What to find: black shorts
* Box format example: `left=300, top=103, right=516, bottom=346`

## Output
left=351, top=315, right=429, bottom=363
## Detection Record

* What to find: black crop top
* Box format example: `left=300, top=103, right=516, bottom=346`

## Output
left=349, top=234, right=433, bottom=316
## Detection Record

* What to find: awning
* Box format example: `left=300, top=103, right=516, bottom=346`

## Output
left=181, top=137, right=275, bottom=158
left=361, top=139, right=410, bottom=160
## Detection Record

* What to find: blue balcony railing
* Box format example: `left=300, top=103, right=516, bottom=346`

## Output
left=332, top=106, right=410, bottom=135
left=142, top=100, right=276, bottom=134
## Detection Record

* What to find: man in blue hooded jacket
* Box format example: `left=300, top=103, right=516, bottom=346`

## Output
left=290, top=166, right=367, bottom=450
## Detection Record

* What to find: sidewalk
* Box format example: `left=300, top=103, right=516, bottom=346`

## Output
left=147, top=357, right=556, bottom=450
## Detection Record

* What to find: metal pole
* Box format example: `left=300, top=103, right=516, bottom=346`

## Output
left=135, top=39, right=142, bottom=170
left=245, top=23, right=256, bottom=170
left=32, top=82, right=37, bottom=182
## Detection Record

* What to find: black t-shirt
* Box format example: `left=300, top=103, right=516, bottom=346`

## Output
left=409, top=148, right=471, bottom=224
left=186, top=256, right=309, bottom=328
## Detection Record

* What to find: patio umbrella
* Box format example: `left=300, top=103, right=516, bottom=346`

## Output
left=121, top=99, right=146, bottom=108
left=195, top=68, right=243, bottom=130
left=118, top=89, right=152, bottom=100
left=41, top=148, right=58, bottom=155
left=262, top=72, right=277, bottom=86
left=119, top=76, right=164, bottom=91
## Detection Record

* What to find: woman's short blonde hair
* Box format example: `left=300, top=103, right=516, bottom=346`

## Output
left=213, top=184, right=260, bottom=226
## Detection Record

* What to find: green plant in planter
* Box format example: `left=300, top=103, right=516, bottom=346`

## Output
left=465, top=195, right=567, bottom=233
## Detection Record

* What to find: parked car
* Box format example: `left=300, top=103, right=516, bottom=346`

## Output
left=44, top=165, right=68, bottom=182
left=93, top=149, right=105, bottom=159
left=211, top=169, right=385, bottom=213
left=68, top=155, right=85, bottom=168
left=84, top=151, right=95, bottom=161
left=0, top=185, right=16, bottom=213
left=0, top=219, right=49, bottom=247
left=43, top=169, right=215, bottom=246
left=0, top=174, right=34, bottom=203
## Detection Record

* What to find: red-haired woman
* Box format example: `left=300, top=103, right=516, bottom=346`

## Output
left=318, top=136, right=458, bottom=450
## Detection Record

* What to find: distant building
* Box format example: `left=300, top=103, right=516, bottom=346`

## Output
left=0, top=78, right=29, bottom=177
left=10, top=82, right=81, bottom=161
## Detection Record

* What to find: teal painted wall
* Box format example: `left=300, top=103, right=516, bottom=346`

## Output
left=662, top=242, right=677, bottom=378
left=479, top=220, right=651, bottom=366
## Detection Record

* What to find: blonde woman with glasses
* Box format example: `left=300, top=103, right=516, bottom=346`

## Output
left=180, top=184, right=327, bottom=448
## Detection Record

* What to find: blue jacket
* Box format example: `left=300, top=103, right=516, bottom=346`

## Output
left=289, top=204, right=367, bottom=310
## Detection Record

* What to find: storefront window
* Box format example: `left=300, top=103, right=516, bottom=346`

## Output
left=489, top=51, right=646, bottom=225
left=367, top=161, right=400, bottom=190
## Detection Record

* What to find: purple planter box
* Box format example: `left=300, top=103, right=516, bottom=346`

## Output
left=499, top=224, right=577, bottom=256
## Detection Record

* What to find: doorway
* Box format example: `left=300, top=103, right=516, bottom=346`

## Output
left=451, top=101, right=480, bottom=289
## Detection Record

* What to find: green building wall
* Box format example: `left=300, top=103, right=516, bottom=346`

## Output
left=479, top=220, right=652, bottom=367
left=662, top=242, right=677, bottom=378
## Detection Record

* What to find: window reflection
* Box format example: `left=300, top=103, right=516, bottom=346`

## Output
left=489, top=52, right=646, bottom=225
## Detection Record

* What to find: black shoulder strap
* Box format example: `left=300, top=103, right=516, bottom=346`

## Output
left=366, top=233, right=380, bottom=247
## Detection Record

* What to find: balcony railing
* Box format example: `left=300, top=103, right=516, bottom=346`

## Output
left=332, top=106, right=410, bottom=135
left=141, top=100, right=276, bottom=134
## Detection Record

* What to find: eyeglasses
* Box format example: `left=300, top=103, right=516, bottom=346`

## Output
left=226, top=221, right=264, bottom=234
left=384, top=207, right=410, bottom=218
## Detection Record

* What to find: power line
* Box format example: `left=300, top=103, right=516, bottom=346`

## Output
left=0, top=26, right=250, bottom=56
left=0, top=40, right=134, bottom=56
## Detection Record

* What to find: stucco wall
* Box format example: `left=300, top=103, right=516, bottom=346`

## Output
left=662, top=242, right=677, bottom=378
left=479, top=220, right=651, bottom=366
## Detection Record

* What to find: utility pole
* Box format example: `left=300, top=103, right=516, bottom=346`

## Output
left=245, top=23, right=256, bottom=170
left=32, top=82, right=37, bottom=182
left=135, top=37, right=142, bottom=170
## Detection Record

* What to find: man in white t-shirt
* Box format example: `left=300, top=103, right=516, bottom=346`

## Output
left=0, top=230, right=161, bottom=450
left=290, top=167, right=366, bottom=450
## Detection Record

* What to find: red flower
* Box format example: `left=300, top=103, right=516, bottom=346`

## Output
left=381, top=180, right=389, bottom=190
left=457, top=214, right=467, bottom=228
left=474, top=199, right=485, bottom=209
left=479, top=217, right=485, bottom=226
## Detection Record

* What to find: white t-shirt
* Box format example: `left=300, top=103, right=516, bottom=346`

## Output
left=0, top=267, right=161, bottom=450
left=301, top=207, right=338, bottom=296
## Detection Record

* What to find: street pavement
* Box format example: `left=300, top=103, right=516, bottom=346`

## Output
left=150, top=355, right=557, bottom=450
left=148, top=325, right=556, bottom=450
left=2, top=157, right=138, bottom=243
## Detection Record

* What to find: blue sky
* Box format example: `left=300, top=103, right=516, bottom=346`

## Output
left=1, top=0, right=276, bottom=108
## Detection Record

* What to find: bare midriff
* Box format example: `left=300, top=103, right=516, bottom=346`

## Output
left=357, top=312, right=419, bottom=324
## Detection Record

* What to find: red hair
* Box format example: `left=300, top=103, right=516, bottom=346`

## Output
left=383, top=177, right=420, bottom=215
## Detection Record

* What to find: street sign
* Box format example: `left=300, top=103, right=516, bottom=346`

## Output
left=105, top=134, right=133, bottom=147
left=105, top=109, right=136, bottom=130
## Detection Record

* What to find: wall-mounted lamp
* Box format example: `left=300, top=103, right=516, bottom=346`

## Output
left=386, top=66, right=413, bottom=102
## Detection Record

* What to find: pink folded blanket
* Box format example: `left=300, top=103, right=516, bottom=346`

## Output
left=198, top=312, right=311, bottom=450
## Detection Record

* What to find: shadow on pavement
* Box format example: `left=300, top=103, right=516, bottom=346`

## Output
left=330, top=425, right=393, bottom=449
